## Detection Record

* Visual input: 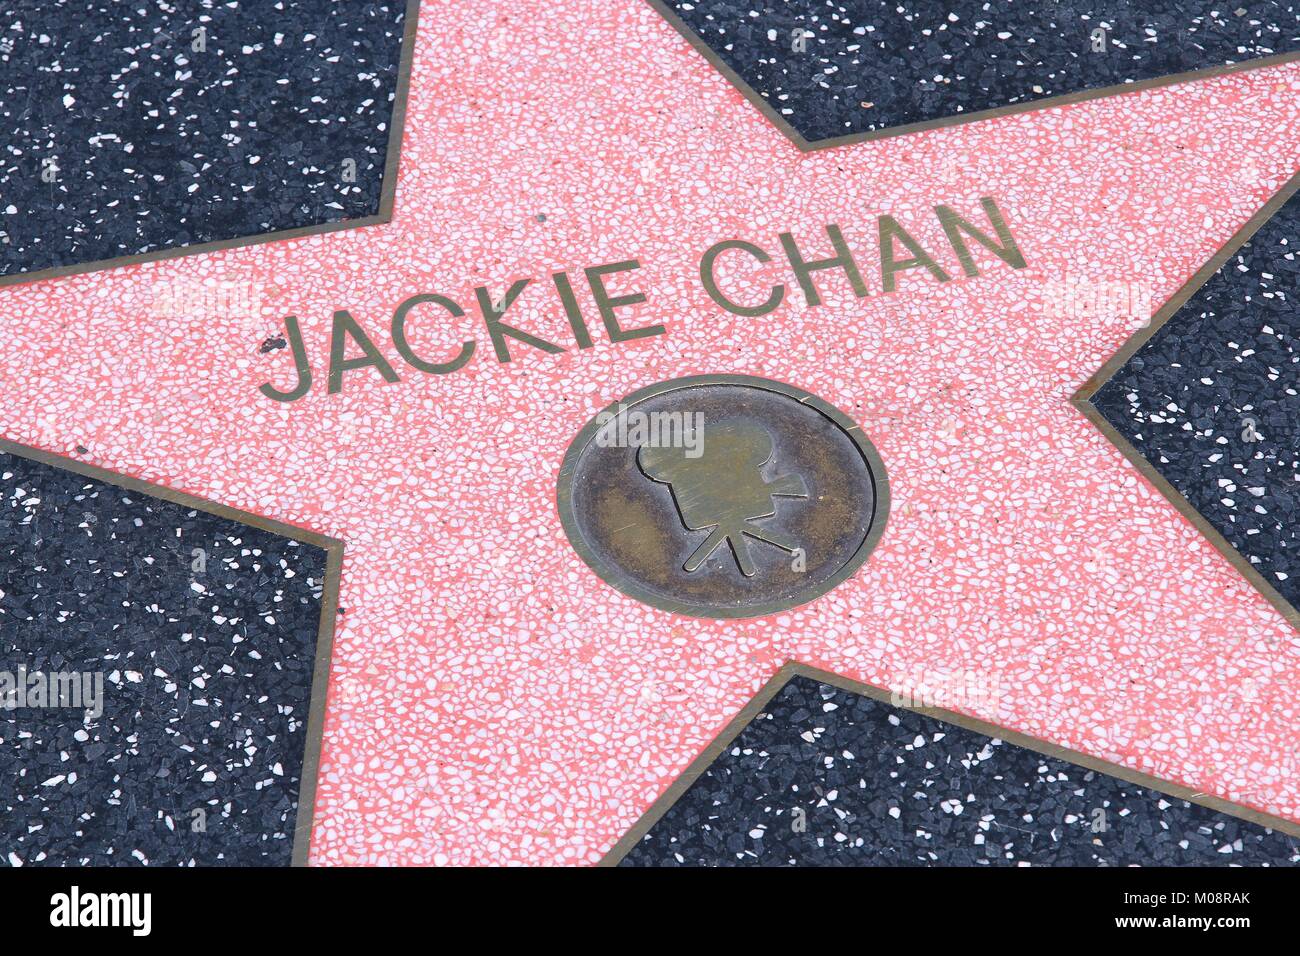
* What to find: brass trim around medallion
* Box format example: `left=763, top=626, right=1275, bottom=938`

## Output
left=556, top=373, right=890, bottom=620
left=600, top=660, right=1300, bottom=865
left=0, top=437, right=344, bottom=868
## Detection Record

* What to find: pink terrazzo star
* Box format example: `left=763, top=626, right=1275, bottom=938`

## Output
left=3, top=0, right=1300, bottom=865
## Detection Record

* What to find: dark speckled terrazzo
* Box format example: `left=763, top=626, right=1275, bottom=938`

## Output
left=621, top=675, right=1300, bottom=866
left=0, top=451, right=327, bottom=866
left=0, top=0, right=408, bottom=280
left=1092, top=190, right=1300, bottom=613
left=660, top=1, right=1300, bottom=143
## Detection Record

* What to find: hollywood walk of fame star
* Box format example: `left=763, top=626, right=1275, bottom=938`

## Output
left=2, top=0, right=1300, bottom=864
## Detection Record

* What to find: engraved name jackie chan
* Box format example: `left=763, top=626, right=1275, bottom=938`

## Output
left=257, top=197, right=1026, bottom=403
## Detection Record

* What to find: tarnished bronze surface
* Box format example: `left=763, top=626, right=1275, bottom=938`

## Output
left=557, top=374, right=889, bottom=619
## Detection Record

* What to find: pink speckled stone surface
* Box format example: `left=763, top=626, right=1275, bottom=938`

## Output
left=3, top=1, right=1300, bottom=865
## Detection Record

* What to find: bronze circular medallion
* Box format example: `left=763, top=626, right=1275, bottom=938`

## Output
left=556, top=374, right=889, bottom=619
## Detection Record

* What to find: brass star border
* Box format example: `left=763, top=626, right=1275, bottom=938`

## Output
left=600, top=660, right=1300, bottom=866
left=1072, top=168, right=1300, bottom=634
left=0, top=0, right=423, bottom=292
left=643, top=0, right=1300, bottom=153
left=0, top=437, right=345, bottom=868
